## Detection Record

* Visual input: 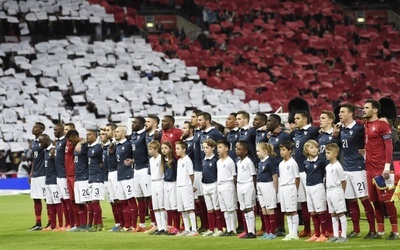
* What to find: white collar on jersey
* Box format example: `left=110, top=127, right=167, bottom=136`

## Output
left=205, top=154, right=215, bottom=160
left=300, top=124, right=311, bottom=130
left=133, top=128, right=145, bottom=135
left=343, top=120, right=356, bottom=129
left=260, top=156, right=269, bottom=162
left=102, top=141, right=110, bottom=147
left=321, top=128, right=333, bottom=134
left=240, top=125, right=251, bottom=130
left=185, top=136, right=194, bottom=141
left=117, top=138, right=127, bottom=144
left=88, top=141, right=98, bottom=147
left=57, top=136, right=65, bottom=141
left=203, top=126, right=215, bottom=133
left=308, top=156, right=318, bottom=162
left=46, top=144, right=54, bottom=150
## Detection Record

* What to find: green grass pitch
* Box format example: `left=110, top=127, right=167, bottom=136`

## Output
left=1, top=195, right=400, bottom=249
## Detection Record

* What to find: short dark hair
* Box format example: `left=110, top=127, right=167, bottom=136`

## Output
left=147, top=114, right=160, bottom=125
left=199, top=112, right=211, bottom=122
left=229, top=112, right=237, bottom=117
left=106, top=123, right=117, bottom=130
left=280, top=140, right=294, bottom=151
left=256, top=112, right=268, bottom=123
left=236, top=140, right=250, bottom=152
left=65, top=129, right=79, bottom=139
left=64, top=123, right=75, bottom=129
left=164, top=115, right=175, bottom=124
left=295, top=110, right=310, bottom=123
left=35, top=122, right=45, bottom=131
left=237, top=110, right=250, bottom=121
left=340, top=103, right=356, bottom=117
left=366, top=99, right=381, bottom=113
left=192, top=110, right=203, bottom=117
left=217, top=139, right=230, bottom=149
left=269, top=114, right=281, bottom=124
left=135, top=116, right=146, bottom=126
left=183, top=121, right=194, bottom=130
left=175, top=141, right=187, bottom=151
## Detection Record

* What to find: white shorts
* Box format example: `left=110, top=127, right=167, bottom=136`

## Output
left=45, top=184, right=62, bottom=204
left=279, top=185, right=298, bottom=213
left=89, top=182, right=105, bottom=201
left=327, top=187, right=347, bottom=214
left=193, top=171, right=204, bottom=199
left=202, top=182, right=219, bottom=211
left=74, top=180, right=90, bottom=204
left=30, top=176, right=46, bottom=199
left=344, top=170, right=368, bottom=199
left=133, top=168, right=151, bottom=198
left=218, top=181, right=237, bottom=212
left=297, top=172, right=307, bottom=202
left=151, top=179, right=164, bottom=210
left=105, top=181, right=113, bottom=203
left=257, top=182, right=277, bottom=210
left=164, top=181, right=177, bottom=210
left=306, top=183, right=326, bottom=213
left=237, top=182, right=256, bottom=210
left=177, top=185, right=195, bottom=212
left=57, top=177, right=70, bottom=199
left=107, top=171, right=118, bottom=201
left=116, top=179, right=134, bottom=200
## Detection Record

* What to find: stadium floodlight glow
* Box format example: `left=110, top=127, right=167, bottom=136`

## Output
left=356, top=11, right=365, bottom=24
left=146, top=22, right=154, bottom=28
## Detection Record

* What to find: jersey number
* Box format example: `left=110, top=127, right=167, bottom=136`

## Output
left=342, top=139, right=348, bottom=149
left=53, top=191, right=59, bottom=199
left=82, top=189, right=89, bottom=197
left=295, top=140, right=300, bottom=148
left=127, top=185, right=132, bottom=193
left=357, top=182, right=365, bottom=191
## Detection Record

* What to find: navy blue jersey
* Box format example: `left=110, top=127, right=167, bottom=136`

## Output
left=239, top=127, right=257, bottom=163
left=88, top=143, right=104, bottom=183
left=54, top=137, right=66, bottom=178
left=44, top=147, right=57, bottom=185
left=318, top=131, right=340, bottom=162
left=146, top=131, right=161, bottom=149
left=164, top=158, right=177, bottom=182
left=131, top=130, right=150, bottom=170
left=304, top=157, right=327, bottom=186
left=185, top=137, right=195, bottom=168
left=291, top=126, right=320, bottom=172
left=192, top=129, right=203, bottom=172
left=340, top=123, right=365, bottom=171
left=257, top=157, right=276, bottom=183
left=31, top=139, right=45, bottom=177
left=255, top=129, right=268, bottom=144
left=268, top=131, right=293, bottom=176
left=116, top=140, right=134, bottom=181
left=102, top=143, right=109, bottom=181
left=200, top=128, right=224, bottom=161
left=107, top=142, right=117, bottom=172
left=202, top=155, right=218, bottom=183
left=225, top=128, right=239, bottom=160
left=74, top=143, right=89, bottom=181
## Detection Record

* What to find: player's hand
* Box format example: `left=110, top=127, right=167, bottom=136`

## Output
left=358, top=149, right=365, bottom=156
left=50, top=147, right=55, bottom=158
left=382, top=169, right=390, bottom=180
left=223, top=128, right=230, bottom=135
left=28, top=175, right=31, bottom=184
left=124, top=158, right=134, bottom=166
left=108, top=142, right=115, bottom=154
left=332, top=123, right=341, bottom=137
left=75, top=142, right=82, bottom=153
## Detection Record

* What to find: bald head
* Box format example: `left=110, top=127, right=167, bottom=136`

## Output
left=115, top=126, right=127, bottom=141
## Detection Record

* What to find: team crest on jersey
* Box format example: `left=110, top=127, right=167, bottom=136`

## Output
left=262, top=133, right=265, bottom=137
left=131, top=145, right=134, bottom=151
left=209, top=163, right=212, bottom=167
left=182, top=164, right=185, bottom=168
left=92, top=150, right=95, bottom=154
left=329, top=136, right=332, bottom=141
left=349, top=130, right=353, bottom=135
left=235, top=135, right=238, bottom=139
left=314, top=164, right=317, bottom=169
left=304, top=131, right=308, bottom=135
left=331, top=169, right=334, bottom=173
left=372, top=127, right=376, bottom=131
left=287, top=165, right=290, bottom=170
left=276, top=139, right=279, bottom=142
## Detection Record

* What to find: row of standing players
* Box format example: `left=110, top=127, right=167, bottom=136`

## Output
left=28, top=99, right=398, bottom=241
